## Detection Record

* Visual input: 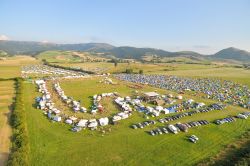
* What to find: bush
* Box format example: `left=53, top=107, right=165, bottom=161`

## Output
left=43, top=61, right=95, bottom=74
left=125, top=69, right=133, bottom=74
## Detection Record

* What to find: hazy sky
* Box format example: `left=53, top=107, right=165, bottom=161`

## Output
left=0, top=0, right=249, bottom=54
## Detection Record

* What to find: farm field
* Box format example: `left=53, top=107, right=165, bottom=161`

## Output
left=24, top=76, right=250, bottom=166
left=0, top=80, right=15, bottom=166
left=0, top=56, right=38, bottom=78
left=54, top=62, right=218, bottom=74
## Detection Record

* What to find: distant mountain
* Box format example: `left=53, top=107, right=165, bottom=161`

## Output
left=0, top=40, right=114, bottom=55
left=210, top=47, right=250, bottom=62
left=0, top=40, right=202, bottom=58
left=0, top=40, right=249, bottom=62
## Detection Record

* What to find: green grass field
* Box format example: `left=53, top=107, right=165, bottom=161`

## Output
left=23, top=77, right=250, bottom=166
left=0, top=56, right=249, bottom=165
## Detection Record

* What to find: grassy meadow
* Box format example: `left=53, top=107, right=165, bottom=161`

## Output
left=0, top=55, right=249, bottom=165
left=24, top=76, right=250, bottom=166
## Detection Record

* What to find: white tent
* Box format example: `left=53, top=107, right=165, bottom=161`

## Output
left=35, top=80, right=45, bottom=85
left=77, top=119, right=88, bottom=127
left=65, top=119, right=73, bottom=124
left=99, top=117, right=109, bottom=126
left=88, top=119, right=98, bottom=128
left=155, top=106, right=163, bottom=111
left=113, top=115, right=122, bottom=122
left=162, top=108, right=170, bottom=114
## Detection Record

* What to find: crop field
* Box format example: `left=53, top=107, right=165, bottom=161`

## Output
left=23, top=76, right=250, bottom=166
left=0, top=80, right=14, bottom=166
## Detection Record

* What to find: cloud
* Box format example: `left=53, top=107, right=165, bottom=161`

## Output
left=0, top=35, right=9, bottom=40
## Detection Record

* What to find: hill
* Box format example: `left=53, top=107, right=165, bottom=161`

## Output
left=0, top=40, right=250, bottom=62
left=0, top=40, right=203, bottom=59
left=210, top=47, right=250, bottom=62
left=37, top=50, right=108, bottom=63
left=0, top=41, right=114, bottom=55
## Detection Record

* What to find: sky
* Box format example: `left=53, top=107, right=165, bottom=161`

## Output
left=0, top=0, right=249, bottom=54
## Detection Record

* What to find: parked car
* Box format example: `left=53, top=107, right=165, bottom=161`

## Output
left=189, top=135, right=198, bottom=143
left=162, top=127, right=168, bottom=134
left=149, top=130, right=155, bottom=136
left=132, top=124, right=138, bottom=129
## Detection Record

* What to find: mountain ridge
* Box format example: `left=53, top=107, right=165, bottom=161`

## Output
left=0, top=40, right=249, bottom=62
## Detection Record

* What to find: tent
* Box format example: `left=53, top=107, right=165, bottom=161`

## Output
left=65, top=119, right=73, bottom=124
left=88, top=119, right=98, bottom=128
left=77, top=119, right=88, bottom=127
left=99, top=117, right=109, bottom=126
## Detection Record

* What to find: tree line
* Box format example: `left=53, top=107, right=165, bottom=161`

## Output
left=7, top=78, right=30, bottom=166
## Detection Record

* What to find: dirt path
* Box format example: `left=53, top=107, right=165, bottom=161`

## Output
left=0, top=81, right=14, bottom=166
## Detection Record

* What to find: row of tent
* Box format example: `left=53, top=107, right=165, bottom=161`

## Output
left=35, top=80, right=63, bottom=119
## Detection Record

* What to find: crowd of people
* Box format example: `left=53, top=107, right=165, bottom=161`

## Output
left=115, top=74, right=250, bottom=109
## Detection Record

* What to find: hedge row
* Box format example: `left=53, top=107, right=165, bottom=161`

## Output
left=43, top=59, right=95, bottom=74
left=7, top=78, right=30, bottom=166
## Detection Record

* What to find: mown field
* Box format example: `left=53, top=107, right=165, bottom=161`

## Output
left=0, top=80, right=15, bottom=166
left=24, top=76, right=250, bottom=166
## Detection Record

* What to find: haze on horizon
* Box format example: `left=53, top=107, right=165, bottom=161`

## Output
left=0, top=0, right=250, bottom=54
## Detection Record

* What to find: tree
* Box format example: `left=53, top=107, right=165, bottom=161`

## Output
left=125, top=69, right=133, bottom=74
left=139, top=69, right=143, bottom=74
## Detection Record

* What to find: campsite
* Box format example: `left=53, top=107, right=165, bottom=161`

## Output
left=0, top=52, right=249, bottom=166
left=23, top=73, right=250, bottom=166
left=1, top=1, right=250, bottom=165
